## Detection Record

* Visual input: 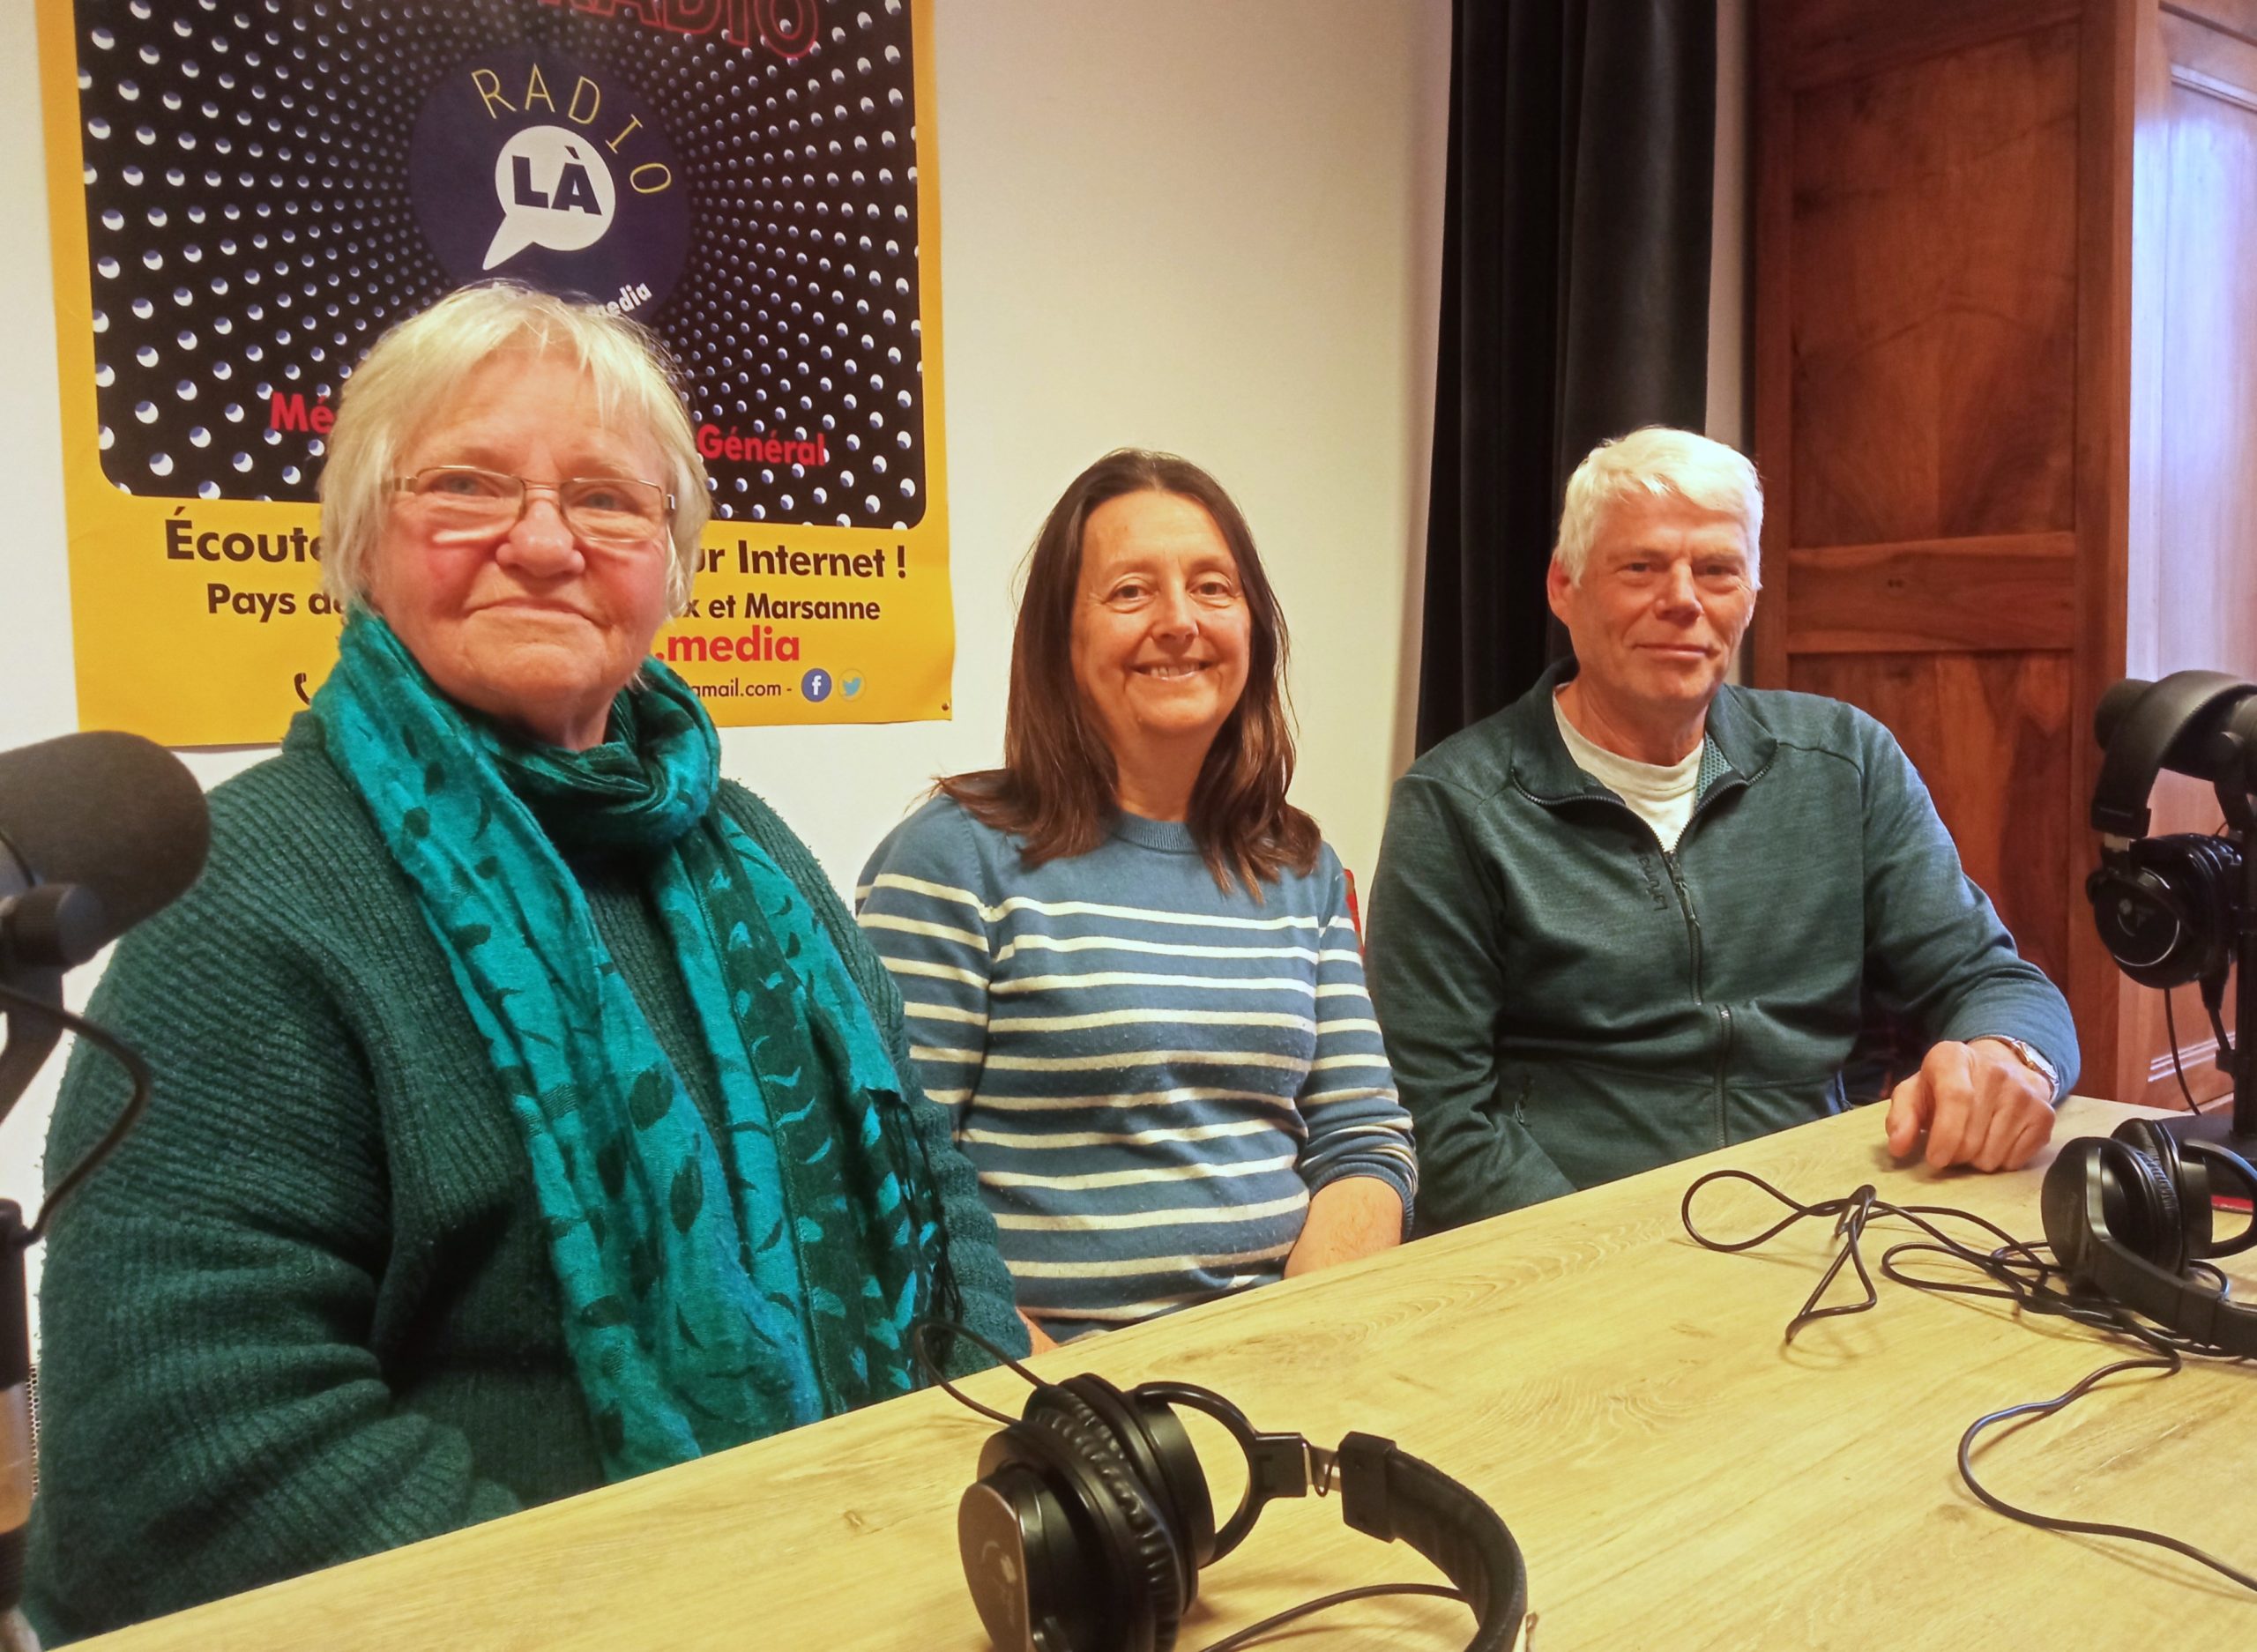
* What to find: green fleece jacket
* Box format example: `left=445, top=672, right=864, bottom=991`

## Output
left=1366, top=663, right=2079, bottom=1231
left=26, top=716, right=1026, bottom=1642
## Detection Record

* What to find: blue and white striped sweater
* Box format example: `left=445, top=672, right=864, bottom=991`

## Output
left=856, top=796, right=1417, bottom=1343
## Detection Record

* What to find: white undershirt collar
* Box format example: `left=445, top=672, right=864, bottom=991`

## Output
left=1552, top=690, right=1702, bottom=852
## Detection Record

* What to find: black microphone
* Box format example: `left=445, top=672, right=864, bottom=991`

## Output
left=0, top=732, right=211, bottom=973
left=0, top=732, right=205, bottom=1649
left=2, top=731, right=209, bottom=1123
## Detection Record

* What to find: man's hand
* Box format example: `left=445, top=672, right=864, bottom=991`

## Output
left=1019, top=1311, right=1058, bottom=1354
left=1883, top=1038, right=2056, bottom=1172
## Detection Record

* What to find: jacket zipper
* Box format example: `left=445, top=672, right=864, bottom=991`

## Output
left=1663, top=851, right=1702, bottom=997
left=1663, top=851, right=1732, bottom=1148
left=1714, top=1004, right=1734, bottom=1148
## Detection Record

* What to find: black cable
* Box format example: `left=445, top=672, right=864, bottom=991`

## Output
left=1956, top=1349, right=2257, bottom=1592
left=2163, top=987, right=2207, bottom=1114
left=912, top=1317, right=1041, bottom=1426
left=2197, top=821, right=2238, bottom=1069
left=2201, top=973, right=2236, bottom=1068
left=1685, top=1169, right=2202, bottom=1345
left=1681, top=1171, right=2034, bottom=1340
left=1194, top=1583, right=1475, bottom=1652
left=1681, top=1166, right=2254, bottom=1593
left=0, top=980, right=152, bottom=1240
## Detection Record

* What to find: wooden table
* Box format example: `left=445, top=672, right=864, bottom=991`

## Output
left=81, top=1098, right=2256, bottom=1648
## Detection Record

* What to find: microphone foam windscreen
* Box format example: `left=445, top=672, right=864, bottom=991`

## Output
left=0, top=732, right=211, bottom=945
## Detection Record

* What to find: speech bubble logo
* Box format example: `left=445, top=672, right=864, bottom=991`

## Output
left=483, top=125, right=618, bottom=271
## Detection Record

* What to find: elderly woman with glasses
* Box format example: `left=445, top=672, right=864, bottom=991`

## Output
left=27, top=283, right=1025, bottom=1641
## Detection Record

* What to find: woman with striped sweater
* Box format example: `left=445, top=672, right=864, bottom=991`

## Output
left=858, top=450, right=1417, bottom=1347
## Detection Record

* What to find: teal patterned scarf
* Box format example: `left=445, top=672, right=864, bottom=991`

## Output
left=315, top=612, right=944, bottom=1480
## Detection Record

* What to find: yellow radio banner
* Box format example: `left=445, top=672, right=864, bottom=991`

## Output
left=38, top=0, right=952, bottom=743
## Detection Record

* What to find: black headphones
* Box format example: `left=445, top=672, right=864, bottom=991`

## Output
left=2087, top=832, right=2243, bottom=989
left=950, top=1360, right=1526, bottom=1652
left=2039, top=1118, right=2257, bottom=1354
left=2085, top=672, right=2255, bottom=988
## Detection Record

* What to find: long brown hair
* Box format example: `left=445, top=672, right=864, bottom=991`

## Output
left=940, top=450, right=1319, bottom=896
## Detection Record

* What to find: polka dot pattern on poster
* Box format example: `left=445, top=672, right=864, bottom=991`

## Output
left=72, top=0, right=927, bottom=530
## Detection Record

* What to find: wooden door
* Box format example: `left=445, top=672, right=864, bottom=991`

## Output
left=1753, top=0, right=2105, bottom=1071
left=1754, top=0, right=2257, bottom=1104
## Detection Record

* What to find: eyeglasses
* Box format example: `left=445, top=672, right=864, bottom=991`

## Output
left=390, top=465, right=674, bottom=548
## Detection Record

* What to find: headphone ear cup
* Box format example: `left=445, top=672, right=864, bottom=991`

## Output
left=2102, top=1133, right=2191, bottom=1274
left=2112, top=1116, right=2179, bottom=1176
left=2049, top=1137, right=2094, bottom=1282
left=958, top=1457, right=1101, bottom=1652
left=2040, top=1140, right=2104, bottom=1280
left=2111, top=1118, right=2221, bottom=1262
left=2089, top=847, right=2202, bottom=987
left=1021, top=1398, right=1186, bottom=1652
left=2180, top=836, right=2242, bottom=979
left=1060, top=1375, right=1218, bottom=1575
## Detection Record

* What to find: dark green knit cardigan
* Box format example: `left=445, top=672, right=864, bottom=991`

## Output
left=26, top=716, right=1026, bottom=1642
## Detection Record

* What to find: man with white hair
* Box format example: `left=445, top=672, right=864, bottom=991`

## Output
left=1367, top=428, right=2077, bottom=1228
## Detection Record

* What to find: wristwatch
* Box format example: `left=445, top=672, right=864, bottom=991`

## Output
left=1979, top=1035, right=2060, bottom=1102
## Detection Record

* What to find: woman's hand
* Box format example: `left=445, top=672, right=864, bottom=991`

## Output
left=1284, top=1176, right=1406, bottom=1277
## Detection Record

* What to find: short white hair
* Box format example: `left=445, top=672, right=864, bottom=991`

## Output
left=318, top=281, right=711, bottom=611
left=1553, top=426, right=1764, bottom=587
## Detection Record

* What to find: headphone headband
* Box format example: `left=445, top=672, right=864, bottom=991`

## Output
left=1334, top=1432, right=1528, bottom=1651
left=2090, top=672, right=2257, bottom=838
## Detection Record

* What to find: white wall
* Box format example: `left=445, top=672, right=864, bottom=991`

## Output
left=0, top=5, right=1454, bottom=1220
left=758, top=1, right=1453, bottom=889
left=0, top=4, right=1758, bottom=1298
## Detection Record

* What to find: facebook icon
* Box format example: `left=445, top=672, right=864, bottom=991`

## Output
left=801, top=668, right=832, bottom=703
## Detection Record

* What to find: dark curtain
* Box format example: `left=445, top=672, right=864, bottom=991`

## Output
left=1418, top=0, right=1718, bottom=750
